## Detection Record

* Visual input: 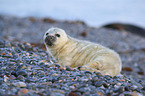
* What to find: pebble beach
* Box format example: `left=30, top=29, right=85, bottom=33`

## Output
left=0, top=15, right=145, bottom=95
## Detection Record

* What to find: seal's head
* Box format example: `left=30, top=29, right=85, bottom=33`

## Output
left=44, top=27, right=68, bottom=47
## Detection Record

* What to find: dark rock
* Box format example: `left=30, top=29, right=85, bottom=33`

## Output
left=137, top=71, right=144, bottom=75
left=125, top=86, right=130, bottom=91
left=65, top=66, right=72, bottom=71
left=95, top=72, right=102, bottom=76
left=2, top=54, right=13, bottom=58
left=68, top=91, right=79, bottom=96
left=11, top=71, right=17, bottom=77
left=104, top=75, right=112, bottom=80
left=54, top=64, right=61, bottom=68
left=43, top=18, right=56, bottom=23
left=94, top=81, right=104, bottom=87
left=122, top=67, right=133, bottom=72
left=84, top=71, right=92, bottom=74
left=102, top=23, right=145, bottom=37
left=142, top=86, right=145, bottom=90
left=29, top=17, right=36, bottom=22
left=16, top=70, right=28, bottom=77
left=103, top=82, right=109, bottom=88
left=80, top=30, right=87, bottom=37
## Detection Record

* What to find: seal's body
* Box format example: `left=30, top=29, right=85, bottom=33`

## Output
left=44, top=28, right=122, bottom=76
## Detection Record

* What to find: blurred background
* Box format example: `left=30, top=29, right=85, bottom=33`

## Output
left=0, top=0, right=145, bottom=27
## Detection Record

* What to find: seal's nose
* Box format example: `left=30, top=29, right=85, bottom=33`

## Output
left=45, top=35, right=56, bottom=46
left=46, top=35, right=55, bottom=40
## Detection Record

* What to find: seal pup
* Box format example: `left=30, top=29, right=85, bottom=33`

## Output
left=44, top=27, right=122, bottom=76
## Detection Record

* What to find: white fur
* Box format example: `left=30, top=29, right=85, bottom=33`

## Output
left=44, top=27, right=122, bottom=76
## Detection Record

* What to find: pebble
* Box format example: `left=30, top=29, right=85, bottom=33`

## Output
left=0, top=79, right=3, bottom=85
left=113, top=86, right=124, bottom=93
left=17, top=75, right=25, bottom=80
left=8, top=75, right=16, bottom=80
left=20, top=88, right=28, bottom=94
left=13, top=82, right=26, bottom=87
left=0, top=40, right=144, bottom=95
left=16, top=70, right=28, bottom=77
left=4, top=75, right=9, bottom=82
left=94, top=81, right=104, bottom=87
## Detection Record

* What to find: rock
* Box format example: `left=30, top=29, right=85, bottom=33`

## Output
left=122, top=67, right=133, bottom=72
left=13, top=82, right=26, bottom=87
left=103, top=82, right=109, bottom=88
left=113, top=86, right=124, bottom=93
left=68, top=91, right=79, bottom=96
left=0, top=79, right=3, bottom=85
left=43, top=18, right=56, bottom=23
left=3, top=75, right=9, bottom=82
left=80, top=30, right=87, bottom=37
left=102, top=23, right=145, bottom=37
left=7, top=75, right=16, bottom=80
left=16, top=70, right=28, bottom=77
left=29, top=17, right=35, bottom=22
left=17, top=75, right=25, bottom=80
left=20, top=88, right=28, bottom=94
left=84, top=71, right=92, bottom=74
left=94, top=81, right=104, bottom=87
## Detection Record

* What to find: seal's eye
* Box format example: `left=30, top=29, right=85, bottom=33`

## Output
left=55, top=34, right=60, bottom=37
left=46, top=33, right=49, bottom=36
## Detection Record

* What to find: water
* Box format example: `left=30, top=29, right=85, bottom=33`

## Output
left=0, top=0, right=145, bottom=27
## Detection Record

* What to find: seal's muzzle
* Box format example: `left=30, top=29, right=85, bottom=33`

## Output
left=45, top=35, right=56, bottom=46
